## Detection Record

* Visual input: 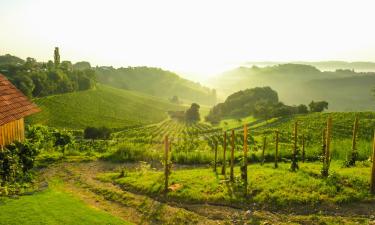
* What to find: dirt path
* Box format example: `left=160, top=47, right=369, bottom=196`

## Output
left=38, top=161, right=374, bottom=225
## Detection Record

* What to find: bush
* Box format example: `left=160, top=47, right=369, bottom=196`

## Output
left=84, top=126, right=112, bottom=140
left=0, top=141, right=39, bottom=188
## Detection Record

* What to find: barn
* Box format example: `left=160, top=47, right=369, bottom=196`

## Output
left=0, top=73, right=40, bottom=147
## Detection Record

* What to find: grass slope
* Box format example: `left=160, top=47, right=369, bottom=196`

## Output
left=0, top=185, right=131, bottom=225
left=27, top=85, right=183, bottom=129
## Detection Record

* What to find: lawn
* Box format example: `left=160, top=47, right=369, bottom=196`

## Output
left=0, top=182, right=132, bottom=225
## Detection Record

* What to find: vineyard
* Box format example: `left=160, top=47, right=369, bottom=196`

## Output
left=4, top=112, right=375, bottom=224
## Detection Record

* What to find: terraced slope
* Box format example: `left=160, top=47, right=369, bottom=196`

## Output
left=27, top=85, right=184, bottom=129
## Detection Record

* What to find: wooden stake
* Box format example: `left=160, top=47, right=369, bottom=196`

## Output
left=322, top=117, right=332, bottom=177
left=164, top=135, right=169, bottom=194
left=243, top=124, right=248, bottom=195
left=221, top=131, right=227, bottom=175
left=261, top=136, right=266, bottom=165
left=325, top=117, right=332, bottom=165
left=349, top=116, right=359, bottom=166
left=275, top=131, right=279, bottom=169
left=302, top=134, right=305, bottom=163
left=371, top=130, right=375, bottom=194
left=291, top=121, right=299, bottom=171
left=230, top=129, right=235, bottom=181
left=214, top=142, right=218, bottom=172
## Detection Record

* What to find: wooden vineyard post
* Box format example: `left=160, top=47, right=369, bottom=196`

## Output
left=230, top=129, right=235, bottom=182
left=221, top=131, right=227, bottom=176
left=348, top=116, right=359, bottom=166
left=214, top=142, right=218, bottom=172
left=242, top=124, right=248, bottom=196
left=261, top=136, right=266, bottom=165
left=371, top=130, right=375, bottom=194
left=322, top=117, right=332, bottom=177
left=290, top=121, right=299, bottom=171
left=302, top=134, right=305, bottom=163
left=275, top=131, right=279, bottom=168
left=164, top=135, right=170, bottom=194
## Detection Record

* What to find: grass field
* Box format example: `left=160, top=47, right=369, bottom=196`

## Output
left=0, top=180, right=131, bottom=225
left=98, top=161, right=373, bottom=207
left=27, top=85, right=184, bottom=129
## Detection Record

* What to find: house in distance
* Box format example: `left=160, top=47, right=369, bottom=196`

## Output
left=0, top=73, right=40, bottom=147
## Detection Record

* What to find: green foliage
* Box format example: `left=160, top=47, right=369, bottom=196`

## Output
left=53, top=47, right=60, bottom=67
left=0, top=50, right=96, bottom=98
left=27, top=85, right=184, bottom=128
left=0, top=141, right=38, bottom=188
left=84, top=126, right=111, bottom=140
left=185, top=103, right=200, bottom=123
left=309, top=101, right=329, bottom=112
left=206, top=87, right=309, bottom=123
left=53, top=130, right=74, bottom=154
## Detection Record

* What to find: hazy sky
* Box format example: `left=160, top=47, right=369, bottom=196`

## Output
left=1, top=0, right=375, bottom=81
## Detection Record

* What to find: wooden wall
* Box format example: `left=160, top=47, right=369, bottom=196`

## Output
left=0, top=118, right=25, bottom=147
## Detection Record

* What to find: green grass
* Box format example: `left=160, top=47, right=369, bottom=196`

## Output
left=217, top=116, right=257, bottom=130
left=0, top=182, right=131, bottom=225
left=98, top=162, right=373, bottom=207
left=27, top=85, right=184, bottom=129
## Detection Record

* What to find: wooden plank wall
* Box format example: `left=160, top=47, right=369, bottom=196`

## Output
left=0, top=118, right=25, bottom=147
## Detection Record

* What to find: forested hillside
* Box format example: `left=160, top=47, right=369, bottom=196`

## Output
left=0, top=50, right=96, bottom=97
left=95, top=66, right=217, bottom=105
left=211, top=64, right=375, bottom=111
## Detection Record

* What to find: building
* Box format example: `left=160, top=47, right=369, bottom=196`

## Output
left=0, top=73, right=40, bottom=147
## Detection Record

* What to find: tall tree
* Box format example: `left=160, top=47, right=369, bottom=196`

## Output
left=54, top=47, right=60, bottom=68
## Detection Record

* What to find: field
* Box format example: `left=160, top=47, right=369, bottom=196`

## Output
left=27, top=85, right=184, bottom=129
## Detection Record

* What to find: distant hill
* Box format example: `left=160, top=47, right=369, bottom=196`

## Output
left=211, top=64, right=375, bottom=111
left=95, top=66, right=217, bottom=105
left=0, top=54, right=24, bottom=66
left=244, top=61, right=375, bottom=72
left=27, top=85, right=184, bottom=129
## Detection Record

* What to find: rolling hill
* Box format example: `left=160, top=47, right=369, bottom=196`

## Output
left=95, top=66, right=217, bottom=105
left=244, top=61, right=375, bottom=72
left=211, top=64, right=375, bottom=111
left=27, top=85, right=184, bottom=129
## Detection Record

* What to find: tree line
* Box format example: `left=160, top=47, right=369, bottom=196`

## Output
left=0, top=48, right=96, bottom=98
left=206, top=86, right=328, bottom=124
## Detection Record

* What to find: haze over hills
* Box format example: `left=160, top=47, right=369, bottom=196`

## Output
left=211, top=64, right=375, bottom=111
left=243, top=61, right=375, bottom=72
left=95, top=66, right=217, bottom=105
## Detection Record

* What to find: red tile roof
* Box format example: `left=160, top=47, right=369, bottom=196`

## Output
left=0, top=73, right=40, bottom=126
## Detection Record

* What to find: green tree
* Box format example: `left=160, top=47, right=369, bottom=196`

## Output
left=54, top=47, right=60, bottom=68
left=185, top=103, right=200, bottom=123
left=309, top=101, right=328, bottom=112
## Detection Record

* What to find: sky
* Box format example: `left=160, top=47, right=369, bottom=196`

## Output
left=1, top=0, right=375, bottom=82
